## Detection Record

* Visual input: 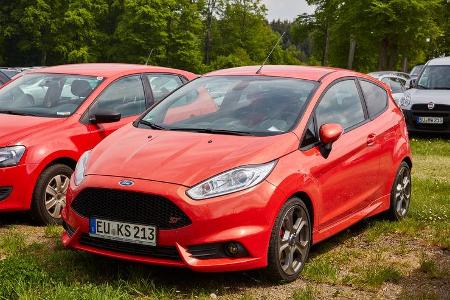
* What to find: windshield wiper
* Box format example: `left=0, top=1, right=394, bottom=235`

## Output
left=432, top=87, right=450, bottom=90
left=0, top=110, right=38, bottom=116
left=138, top=119, right=168, bottom=130
left=169, top=128, right=253, bottom=136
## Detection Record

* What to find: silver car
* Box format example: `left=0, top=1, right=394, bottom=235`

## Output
left=368, top=73, right=407, bottom=105
left=401, top=57, right=450, bottom=133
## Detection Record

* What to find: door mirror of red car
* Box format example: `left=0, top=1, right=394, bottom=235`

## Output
left=319, top=123, right=343, bottom=158
left=89, top=110, right=121, bottom=124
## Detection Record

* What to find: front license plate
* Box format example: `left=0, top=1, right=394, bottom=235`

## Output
left=416, top=116, right=444, bottom=124
left=89, top=218, right=156, bottom=246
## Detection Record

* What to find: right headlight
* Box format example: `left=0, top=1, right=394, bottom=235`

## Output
left=0, top=146, right=26, bottom=167
left=74, top=151, right=91, bottom=186
left=400, top=94, right=411, bottom=109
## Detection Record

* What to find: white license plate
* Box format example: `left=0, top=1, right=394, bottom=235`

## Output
left=416, top=116, right=444, bottom=124
left=89, top=218, right=156, bottom=246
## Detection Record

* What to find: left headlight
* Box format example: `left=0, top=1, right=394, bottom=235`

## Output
left=400, top=94, right=411, bottom=109
left=0, top=146, right=26, bottom=167
left=74, top=150, right=91, bottom=186
left=186, top=161, right=277, bottom=200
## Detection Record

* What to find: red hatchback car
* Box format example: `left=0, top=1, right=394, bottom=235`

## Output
left=62, top=66, right=412, bottom=281
left=0, top=64, right=196, bottom=224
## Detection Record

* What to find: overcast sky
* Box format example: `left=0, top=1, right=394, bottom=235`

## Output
left=262, top=0, right=315, bottom=21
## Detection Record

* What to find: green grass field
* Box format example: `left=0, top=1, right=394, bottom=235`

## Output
left=1, top=137, right=449, bottom=300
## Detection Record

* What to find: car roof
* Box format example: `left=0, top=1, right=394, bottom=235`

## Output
left=427, top=57, right=450, bottom=66
left=26, top=63, right=196, bottom=78
left=368, top=73, right=405, bottom=80
left=203, top=65, right=349, bottom=81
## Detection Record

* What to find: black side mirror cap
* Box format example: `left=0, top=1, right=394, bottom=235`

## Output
left=89, top=110, right=121, bottom=124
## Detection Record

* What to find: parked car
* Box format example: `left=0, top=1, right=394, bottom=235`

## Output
left=410, top=64, right=424, bottom=80
left=369, top=71, right=411, bottom=81
left=62, top=65, right=412, bottom=282
left=0, top=68, right=21, bottom=86
left=401, top=57, right=450, bottom=133
left=0, top=63, right=197, bottom=224
left=368, top=73, right=407, bottom=104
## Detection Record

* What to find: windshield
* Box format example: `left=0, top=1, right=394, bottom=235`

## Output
left=1, top=69, right=20, bottom=78
left=417, top=66, right=450, bottom=90
left=410, top=65, right=424, bottom=76
left=140, top=76, right=317, bottom=136
left=0, top=73, right=102, bottom=117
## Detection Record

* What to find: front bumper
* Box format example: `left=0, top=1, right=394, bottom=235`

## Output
left=62, top=174, right=284, bottom=272
left=403, top=107, right=450, bottom=133
left=0, top=164, right=38, bottom=211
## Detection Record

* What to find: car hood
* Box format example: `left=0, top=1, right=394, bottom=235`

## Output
left=87, top=124, right=300, bottom=186
left=407, top=89, right=450, bottom=105
left=0, top=114, right=64, bottom=146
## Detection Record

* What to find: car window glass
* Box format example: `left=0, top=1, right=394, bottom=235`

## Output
left=93, top=75, right=145, bottom=118
left=316, top=80, right=365, bottom=130
left=360, top=80, right=388, bottom=118
left=382, top=77, right=403, bottom=93
left=147, top=74, right=183, bottom=102
left=301, top=117, right=318, bottom=148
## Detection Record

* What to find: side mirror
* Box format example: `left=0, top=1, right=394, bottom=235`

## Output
left=89, top=110, right=121, bottom=124
left=408, top=79, right=416, bottom=89
left=319, top=123, right=343, bottom=158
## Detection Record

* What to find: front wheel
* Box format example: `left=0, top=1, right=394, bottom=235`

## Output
left=265, top=197, right=312, bottom=282
left=31, top=164, right=73, bottom=225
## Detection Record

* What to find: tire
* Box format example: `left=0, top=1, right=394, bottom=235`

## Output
left=385, top=161, right=411, bottom=220
left=265, top=197, right=312, bottom=282
left=31, top=164, right=73, bottom=225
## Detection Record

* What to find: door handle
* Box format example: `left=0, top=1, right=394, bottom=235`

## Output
left=367, top=133, right=376, bottom=146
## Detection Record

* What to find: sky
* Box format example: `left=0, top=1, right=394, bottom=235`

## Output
left=261, top=0, right=315, bottom=21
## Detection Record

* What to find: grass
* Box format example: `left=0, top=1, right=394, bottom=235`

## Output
left=0, top=136, right=449, bottom=299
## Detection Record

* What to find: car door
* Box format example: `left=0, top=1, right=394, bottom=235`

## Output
left=80, top=74, right=148, bottom=151
left=301, top=79, right=381, bottom=230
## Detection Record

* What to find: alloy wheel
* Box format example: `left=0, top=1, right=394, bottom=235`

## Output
left=394, top=166, right=411, bottom=217
left=278, top=205, right=310, bottom=276
left=45, top=174, right=69, bottom=219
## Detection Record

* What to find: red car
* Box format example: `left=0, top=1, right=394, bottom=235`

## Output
left=0, top=63, right=197, bottom=224
left=62, top=66, right=412, bottom=282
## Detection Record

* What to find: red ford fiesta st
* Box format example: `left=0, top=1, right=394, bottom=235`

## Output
left=62, top=66, right=412, bottom=281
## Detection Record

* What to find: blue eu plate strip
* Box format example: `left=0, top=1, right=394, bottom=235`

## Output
left=89, top=218, right=97, bottom=234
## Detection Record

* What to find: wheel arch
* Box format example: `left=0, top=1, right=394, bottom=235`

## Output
left=290, top=191, right=315, bottom=229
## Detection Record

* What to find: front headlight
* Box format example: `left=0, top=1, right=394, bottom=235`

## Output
left=0, top=146, right=26, bottom=167
left=74, top=151, right=91, bottom=186
left=186, top=161, right=277, bottom=200
left=400, top=94, right=411, bottom=109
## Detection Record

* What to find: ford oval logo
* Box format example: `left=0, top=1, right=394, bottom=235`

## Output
left=119, top=180, right=134, bottom=187
left=428, top=102, right=435, bottom=110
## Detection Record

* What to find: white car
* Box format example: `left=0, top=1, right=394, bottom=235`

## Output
left=368, top=73, right=407, bottom=105
left=401, top=57, right=450, bottom=133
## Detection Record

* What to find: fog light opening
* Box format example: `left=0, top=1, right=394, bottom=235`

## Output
left=224, top=242, right=246, bottom=258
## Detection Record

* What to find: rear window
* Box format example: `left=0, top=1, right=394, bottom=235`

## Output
left=360, top=80, right=388, bottom=118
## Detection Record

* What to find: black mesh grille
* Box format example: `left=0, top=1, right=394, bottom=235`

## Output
left=71, top=188, right=191, bottom=229
left=80, top=234, right=180, bottom=260
left=412, top=104, right=450, bottom=112
left=0, top=187, right=12, bottom=201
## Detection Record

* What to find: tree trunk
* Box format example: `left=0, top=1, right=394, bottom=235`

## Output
left=402, top=56, right=408, bottom=73
left=322, top=24, right=329, bottom=66
left=378, top=38, right=388, bottom=70
left=203, top=0, right=216, bottom=65
left=347, top=36, right=356, bottom=70
left=41, top=48, right=47, bottom=66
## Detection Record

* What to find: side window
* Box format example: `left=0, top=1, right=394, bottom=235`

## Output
left=301, top=117, right=319, bottom=148
left=316, top=80, right=366, bottom=130
left=94, top=75, right=145, bottom=118
left=147, top=74, right=183, bottom=102
left=360, top=80, right=388, bottom=119
left=382, top=77, right=403, bottom=93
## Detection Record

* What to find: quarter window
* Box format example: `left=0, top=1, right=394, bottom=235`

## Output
left=146, top=74, right=183, bottom=102
left=360, top=80, right=388, bottom=118
left=316, top=80, right=366, bottom=130
left=93, top=75, right=146, bottom=118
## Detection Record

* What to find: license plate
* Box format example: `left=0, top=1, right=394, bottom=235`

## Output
left=416, top=116, right=444, bottom=124
left=89, top=218, right=156, bottom=246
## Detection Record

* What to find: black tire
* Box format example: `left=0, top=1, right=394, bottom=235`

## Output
left=31, top=164, right=73, bottom=225
left=385, top=161, right=411, bottom=220
left=265, top=197, right=312, bottom=282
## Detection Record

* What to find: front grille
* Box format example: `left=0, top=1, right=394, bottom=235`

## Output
left=0, top=187, right=12, bottom=201
left=71, top=188, right=191, bottom=229
left=80, top=234, right=180, bottom=260
left=412, top=104, right=450, bottom=112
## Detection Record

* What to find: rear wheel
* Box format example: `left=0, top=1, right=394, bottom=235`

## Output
left=386, top=161, right=411, bottom=220
left=31, top=164, right=73, bottom=225
left=265, top=197, right=312, bottom=282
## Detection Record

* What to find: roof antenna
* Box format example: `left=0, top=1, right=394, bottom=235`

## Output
left=145, top=49, right=154, bottom=65
left=256, top=32, right=286, bottom=74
